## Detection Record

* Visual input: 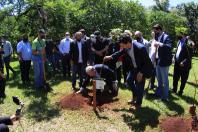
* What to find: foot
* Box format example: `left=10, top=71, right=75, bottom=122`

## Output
left=76, top=87, right=84, bottom=94
left=171, top=89, right=177, bottom=94
left=177, top=91, right=183, bottom=96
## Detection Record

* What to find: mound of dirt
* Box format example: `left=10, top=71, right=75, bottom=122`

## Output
left=59, top=93, right=91, bottom=110
left=160, top=117, right=198, bottom=132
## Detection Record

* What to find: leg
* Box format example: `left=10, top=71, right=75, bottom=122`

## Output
left=161, top=66, right=170, bottom=99
left=179, top=69, right=190, bottom=95
left=173, top=64, right=180, bottom=93
left=0, top=78, right=6, bottom=97
left=150, top=67, right=156, bottom=89
left=72, top=64, right=78, bottom=90
left=62, top=55, right=67, bottom=77
left=155, top=65, right=163, bottom=97
left=26, top=60, right=31, bottom=81
left=66, top=55, right=71, bottom=77
left=127, top=70, right=137, bottom=101
left=135, top=78, right=145, bottom=105
left=20, top=61, right=25, bottom=83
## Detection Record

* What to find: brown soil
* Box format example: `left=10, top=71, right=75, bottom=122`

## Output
left=59, top=90, right=118, bottom=111
left=160, top=117, right=198, bottom=132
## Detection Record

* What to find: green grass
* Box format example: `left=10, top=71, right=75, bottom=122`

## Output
left=0, top=57, right=198, bottom=132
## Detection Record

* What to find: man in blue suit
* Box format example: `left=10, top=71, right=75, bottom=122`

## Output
left=104, top=34, right=153, bottom=110
left=172, top=32, right=193, bottom=95
left=153, top=24, right=172, bottom=101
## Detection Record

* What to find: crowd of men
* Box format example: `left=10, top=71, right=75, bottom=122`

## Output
left=0, top=24, right=195, bottom=111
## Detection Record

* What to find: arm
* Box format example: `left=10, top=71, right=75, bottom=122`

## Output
left=181, top=45, right=193, bottom=67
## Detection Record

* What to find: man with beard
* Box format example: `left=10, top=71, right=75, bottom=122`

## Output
left=153, top=24, right=172, bottom=101
left=91, top=31, right=109, bottom=64
left=32, top=29, right=46, bottom=89
left=17, top=34, right=32, bottom=84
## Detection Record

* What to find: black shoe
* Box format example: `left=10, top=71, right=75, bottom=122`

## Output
left=178, top=91, right=183, bottom=96
left=171, top=89, right=177, bottom=94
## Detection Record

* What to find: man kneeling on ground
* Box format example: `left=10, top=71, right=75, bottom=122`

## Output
left=77, top=64, right=119, bottom=97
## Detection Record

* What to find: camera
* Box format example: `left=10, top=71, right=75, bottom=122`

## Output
left=12, top=96, right=24, bottom=116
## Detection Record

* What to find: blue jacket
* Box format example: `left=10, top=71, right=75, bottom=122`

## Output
left=111, top=41, right=153, bottom=78
left=157, top=33, right=173, bottom=67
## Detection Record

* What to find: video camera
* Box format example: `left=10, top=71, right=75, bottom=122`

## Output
left=12, top=96, right=24, bottom=116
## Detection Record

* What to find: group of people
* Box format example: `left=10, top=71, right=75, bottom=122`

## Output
left=0, top=24, right=195, bottom=111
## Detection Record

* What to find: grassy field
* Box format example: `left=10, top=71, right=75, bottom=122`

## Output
left=0, top=57, right=198, bottom=132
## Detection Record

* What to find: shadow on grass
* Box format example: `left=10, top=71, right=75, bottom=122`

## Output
left=25, top=90, right=61, bottom=122
left=145, top=92, right=185, bottom=115
left=180, top=94, right=198, bottom=105
left=113, top=107, right=160, bottom=131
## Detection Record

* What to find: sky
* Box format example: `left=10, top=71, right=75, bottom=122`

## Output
left=137, top=0, right=198, bottom=7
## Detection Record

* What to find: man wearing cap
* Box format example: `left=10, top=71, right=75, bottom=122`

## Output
left=153, top=24, right=172, bottom=101
left=59, top=32, right=73, bottom=78
left=91, top=31, right=109, bottom=64
left=32, top=29, right=46, bottom=89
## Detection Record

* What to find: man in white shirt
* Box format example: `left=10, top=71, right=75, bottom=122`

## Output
left=17, top=34, right=32, bottom=84
left=70, top=32, right=89, bottom=92
left=59, top=32, right=73, bottom=78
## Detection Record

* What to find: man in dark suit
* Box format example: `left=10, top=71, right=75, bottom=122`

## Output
left=77, top=64, right=118, bottom=97
left=70, top=32, right=89, bottom=92
left=91, top=31, right=109, bottom=64
left=104, top=34, right=153, bottom=110
left=172, top=33, right=193, bottom=95
left=153, top=24, right=172, bottom=100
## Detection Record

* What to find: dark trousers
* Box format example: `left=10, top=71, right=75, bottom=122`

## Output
left=122, top=58, right=130, bottom=83
left=173, top=63, right=190, bottom=94
left=3, top=56, right=15, bottom=79
left=0, top=78, right=6, bottom=96
left=150, top=67, right=156, bottom=88
left=20, top=60, right=31, bottom=83
left=62, top=54, right=71, bottom=77
left=72, top=63, right=86, bottom=89
left=116, top=66, right=121, bottom=83
left=127, top=69, right=145, bottom=105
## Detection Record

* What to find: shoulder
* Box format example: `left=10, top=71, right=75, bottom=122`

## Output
left=133, top=41, right=144, bottom=49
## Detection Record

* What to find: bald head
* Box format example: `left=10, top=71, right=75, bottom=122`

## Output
left=135, top=31, right=143, bottom=41
left=75, top=32, right=82, bottom=41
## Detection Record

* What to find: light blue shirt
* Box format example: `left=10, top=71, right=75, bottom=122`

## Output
left=59, top=38, right=73, bottom=54
left=17, top=41, right=32, bottom=60
left=3, top=41, right=13, bottom=57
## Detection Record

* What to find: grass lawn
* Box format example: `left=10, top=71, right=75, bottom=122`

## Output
left=0, top=57, right=198, bottom=132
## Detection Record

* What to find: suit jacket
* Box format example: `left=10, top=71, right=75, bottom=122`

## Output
left=157, top=33, right=173, bottom=66
left=111, top=41, right=153, bottom=78
left=175, top=39, right=192, bottom=70
left=70, top=40, right=89, bottom=65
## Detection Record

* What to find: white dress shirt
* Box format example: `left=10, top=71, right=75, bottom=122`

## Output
left=127, top=42, right=137, bottom=68
left=77, top=41, right=83, bottom=63
left=59, top=38, right=73, bottom=54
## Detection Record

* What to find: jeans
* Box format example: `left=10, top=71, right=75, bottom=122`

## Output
left=127, top=69, right=145, bottom=105
left=72, top=63, right=86, bottom=89
left=32, top=56, right=44, bottom=88
left=155, top=65, right=169, bottom=99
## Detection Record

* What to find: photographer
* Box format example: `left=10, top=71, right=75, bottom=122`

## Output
left=0, top=115, right=20, bottom=132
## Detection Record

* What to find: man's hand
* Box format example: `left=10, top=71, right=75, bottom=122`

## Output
left=136, top=72, right=143, bottom=82
left=10, top=115, right=20, bottom=123
left=103, top=56, right=113, bottom=62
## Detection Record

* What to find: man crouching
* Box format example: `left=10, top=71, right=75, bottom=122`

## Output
left=76, top=64, right=119, bottom=97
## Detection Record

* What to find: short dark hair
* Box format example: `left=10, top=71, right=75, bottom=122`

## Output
left=117, top=34, right=132, bottom=44
left=153, top=24, right=163, bottom=30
